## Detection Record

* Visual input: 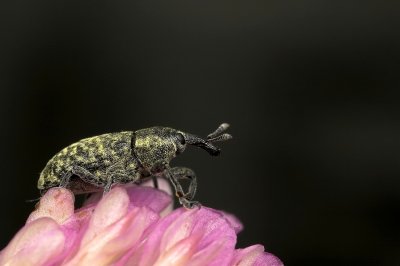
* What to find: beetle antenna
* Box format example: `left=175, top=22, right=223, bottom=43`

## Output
left=207, top=133, right=232, bottom=143
left=207, top=123, right=230, bottom=140
left=26, top=197, right=41, bottom=203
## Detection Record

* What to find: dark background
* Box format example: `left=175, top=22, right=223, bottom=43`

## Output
left=1, top=1, right=400, bottom=265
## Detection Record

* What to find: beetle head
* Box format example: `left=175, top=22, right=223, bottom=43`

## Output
left=133, top=123, right=232, bottom=174
left=182, top=123, right=232, bottom=156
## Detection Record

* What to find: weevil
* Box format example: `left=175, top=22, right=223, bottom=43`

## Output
left=38, top=123, right=232, bottom=208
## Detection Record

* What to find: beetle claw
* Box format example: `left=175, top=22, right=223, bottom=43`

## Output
left=179, top=197, right=201, bottom=209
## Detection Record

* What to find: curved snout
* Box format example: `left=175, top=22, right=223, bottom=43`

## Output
left=184, top=133, right=221, bottom=156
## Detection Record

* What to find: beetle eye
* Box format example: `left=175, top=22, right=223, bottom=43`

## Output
left=176, top=133, right=186, bottom=145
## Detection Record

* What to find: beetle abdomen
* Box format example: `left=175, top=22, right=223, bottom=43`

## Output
left=38, top=131, right=133, bottom=191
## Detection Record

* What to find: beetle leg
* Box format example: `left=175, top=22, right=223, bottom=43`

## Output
left=169, top=167, right=197, bottom=200
left=179, top=197, right=201, bottom=209
left=71, top=166, right=106, bottom=187
left=60, top=166, right=101, bottom=187
left=103, top=173, right=125, bottom=195
left=59, top=171, right=73, bottom=188
left=104, top=178, right=113, bottom=194
left=104, top=167, right=140, bottom=194
left=166, top=169, right=200, bottom=209
left=166, top=171, right=184, bottom=197
left=152, top=176, right=159, bottom=189
left=109, top=172, right=135, bottom=185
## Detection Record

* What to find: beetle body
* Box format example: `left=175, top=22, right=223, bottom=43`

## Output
left=38, top=132, right=138, bottom=192
left=38, top=124, right=232, bottom=208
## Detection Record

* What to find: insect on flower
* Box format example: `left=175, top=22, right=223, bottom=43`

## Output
left=38, top=123, right=232, bottom=208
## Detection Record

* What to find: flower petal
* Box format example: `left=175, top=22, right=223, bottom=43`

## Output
left=27, top=187, right=74, bottom=224
left=187, top=238, right=231, bottom=266
left=58, top=206, right=94, bottom=258
left=83, top=178, right=173, bottom=214
left=153, top=233, right=201, bottom=266
left=125, top=185, right=172, bottom=214
left=218, top=211, right=243, bottom=234
left=2, top=182, right=283, bottom=266
left=253, top=252, right=284, bottom=266
left=188, top=208, right=237, bottom=266
left=63, top=187, right=160, bottom=265
left=126, top=207, right=237, bottom=266
left=64, top=207, right=158, bottom=265
left=0, top=218, right=65, bottom=266
left=84, top=186, right=130, bottom=241
left=232, top=244, right=283, bottom=266
left=61, top=186, right=130, bottom=263
left=141, top=177, right=173, bottom=196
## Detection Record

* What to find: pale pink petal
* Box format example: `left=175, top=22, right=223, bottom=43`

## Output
left=64, top=207, right=158, bottom=265
left=232, top=244, right=283, bottom=266
left=126, top=207, right=237, bottom=266
left=125, top=185, right=172, bottom=214
left=63, top=188, right=159, bottom=265
left=58, top=206, right=94, bottom=258
left=253, top=252, right=284, bottom=266
left=83, top=178, right=173, bottom=215
left=218, top=211, right=243, bottom=234
left=123, top=209, right=195, bottom=266
left=187, top=207, right=237, bottom=266
left=187, top=238, right=231, bottom=266
left=141, top=177, right=173, bottom=196
left=27, top=188, right=74, bottom=224
left=83, top=186, right=130, bottom=241
left=153, top=233, right=202, bottom=266
left=61, top=187, right=130, bottom=263
left=0, top=218, right=65, bottom=266
left=132, top=178, right=174, bottom=216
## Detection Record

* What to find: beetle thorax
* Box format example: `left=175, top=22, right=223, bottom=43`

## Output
left=134, top=127, right=177, bottom=174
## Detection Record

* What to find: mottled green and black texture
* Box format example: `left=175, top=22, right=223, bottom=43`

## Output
left=38, top=131, right=137, bottom=193
left=38, top=124, right=232, bottom=208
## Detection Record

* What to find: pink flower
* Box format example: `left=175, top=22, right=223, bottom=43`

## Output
left=0, top=179, right=283, bottom=266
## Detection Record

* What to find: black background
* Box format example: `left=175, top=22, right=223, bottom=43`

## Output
left=1, top=1, right=400, bottom=265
